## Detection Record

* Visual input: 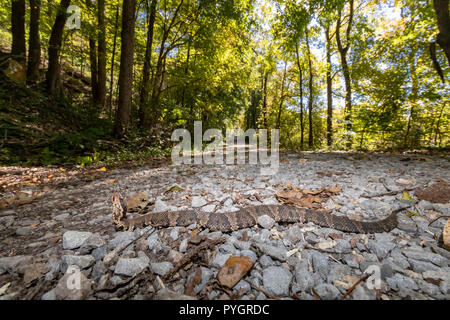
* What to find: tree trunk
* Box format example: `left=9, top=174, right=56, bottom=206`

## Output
left=97, top=0, right=107, bottom=108
left=45, top=0, right=71, bottom=95
left=108, top=4, right=120, bottom=116
left=86, top=0, right=99, bottom=104
left=180, top=40, right=191, bottom=111
left=336, top=0, right=354, bottom=147
left=404, top=46, right=419, bottom=147
left=295, top=42, right=304, bottom=149
left=262, top=71, right=269, bottom=129
left=148, top=0, right=184, bottom=126
left=88, top=37, right=99, bottom=103
left=27, top=0, right=41, bottom=83
left=276, top=61, right=288, bottom=129
left=306, top=29, right=314, bottom=148
left=11, top=0, right=26, bottom=65
left=325, top=24, right=333, bottom=147
left=114, top=0, right=136, bottom=137
left=433, top=0, right=450, bottom=66
left=139, top=0, right=158, bottom=128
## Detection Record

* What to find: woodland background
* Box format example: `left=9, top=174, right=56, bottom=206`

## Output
left=0, top=0, right=449, bottom=166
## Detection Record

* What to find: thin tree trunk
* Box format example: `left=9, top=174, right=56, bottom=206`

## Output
left=97, top=0, right=107, bottom=108
left=11, top=0, right=26, bottom=65
left=404, top=47, right=418, bottom=148
left=262, top=71, right=269, bottom=129
left=46, top=0, right=71, bottom=95
left=139, top=0, right=158, bottom=127
left=108, top=4, right=120, bottom=116
left=114, top=0, right=136, bottom=137
left=27, top=0, right=41, bottom=83
left=325, top=24, right=333, bottom=147
left=306, top=29, right=314, bottom=148
left=180, top=40, right=191, bottom=111
left=276, top=61, right=288, bottom=129
left=86, top=0, right=99, bottom=104
left=336, top=0, right=354, bottom=147
left=295, top=42, right=304, bottom=149
left=434, top=101, right=447, bottom=146
left=88, top=38, right=99, bottom=103
left=149, top=0, right=184, bottom=126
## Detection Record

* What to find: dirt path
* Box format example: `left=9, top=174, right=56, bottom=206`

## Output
left=0, top=152, right=449, bottom=300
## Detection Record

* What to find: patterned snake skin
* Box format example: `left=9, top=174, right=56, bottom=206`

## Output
left=112, top=192, right=399, bottom=233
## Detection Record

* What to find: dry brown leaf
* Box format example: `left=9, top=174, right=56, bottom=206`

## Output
left=329, top=233, right=343, bottom=240
left=414, top=180, right=450, bottom=204
left=126, top=192, right=148, bottom=210
left=217, top=256, right=254, bottom=289
left=443, top=219, right=450, bottom=251
left=333, top=275, right=361, bottom=290
left=350, top=238, right=357, bottom=249
left=0, top=282, right=11, bottom=296
left=328, top=185, right=342, bottom=194
left=302, top=189, right=322, bottom=195
left=23, top=263, right=50, bottom=286
left=316, top=240, right=337, bottom=250
left=105, top=178, right=118, bottom=184
left=184, top=267, right=202, bottom=296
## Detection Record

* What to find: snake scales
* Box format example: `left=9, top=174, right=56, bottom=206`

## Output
left=112, top=192, right=399, bottom=233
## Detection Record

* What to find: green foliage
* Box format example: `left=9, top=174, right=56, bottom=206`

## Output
left=1, top=0, right=449, bottom=167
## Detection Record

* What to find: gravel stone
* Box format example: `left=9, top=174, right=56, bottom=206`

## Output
left=254, top=243, right=287, bottom=261
left=257, top=215, right=275, bottom=229
left=263, top=266, right=292, bottom=296
left=313, top=283, right=340, bottom=300
left=115, top=258, right=148, bottom=276
left=63, top=231, right=93, bottom=250
left=151, top=262, right=173, bottom=276
left=211, top=252, right=231, bottom=268
left=61, top=255, right=95, bottom=271
left=240, top=250, right=257, bottom=263
left=191, top=196, right=207, bottom=207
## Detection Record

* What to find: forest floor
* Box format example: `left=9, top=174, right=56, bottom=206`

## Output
left=0, top=151, right=449, bottom=300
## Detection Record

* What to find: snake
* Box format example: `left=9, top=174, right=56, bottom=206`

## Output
left=112, top=192, right=400, bottom=233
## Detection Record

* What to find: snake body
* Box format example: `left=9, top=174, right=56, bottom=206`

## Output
left=112, top=193, right=399, bottom=233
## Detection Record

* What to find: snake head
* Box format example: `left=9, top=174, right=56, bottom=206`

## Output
left=112, top=192, right=127, bottom=230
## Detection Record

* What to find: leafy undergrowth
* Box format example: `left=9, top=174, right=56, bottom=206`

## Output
left=0, top=72, right=171, bottom=167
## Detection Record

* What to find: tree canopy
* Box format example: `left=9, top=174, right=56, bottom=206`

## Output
left=1, top=0, right=449, bottom=165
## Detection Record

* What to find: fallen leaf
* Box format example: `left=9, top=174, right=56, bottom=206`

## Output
left=126, top=192, right=149, bottom=210
left=328, top=185, right=342, bottom=194
left=406, top=209, right=419, bottom=218
left=350, top=238, right=357, bottom=249
left=395, top=177, right=416, bottom=186
left=96, top=167, right=107, bottom=172
left=414, top=180, right=450, bottom=204
left=329, top=233, right=343, bottom=240
left=316, top=240, right=337, bottom=250
left=189, top=234, right=202, bottom=244
left=302, top=189, right=322, bottom=195
left=105, top=178, right=118, bottom=184
left=0, top=282, right=10, bottom=296
left=23, top=263, right=50, bottom=285
left=286, top=248, right=299, bottom=258
left=164, top=185, right=184, bottom=193
left=400, top=191, right=413, bottom=201
left=443, top=219, right=450, bottom=251
left=333, top=275, right=360, bottom=290
left=217, top=256, right=254, bottom=289
left=184, top=267, right=202, bottom=296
